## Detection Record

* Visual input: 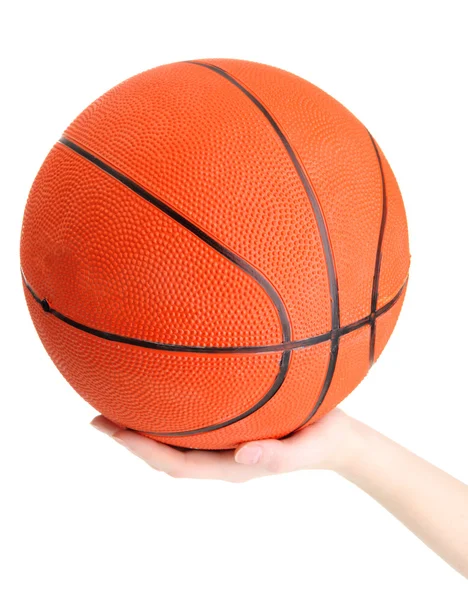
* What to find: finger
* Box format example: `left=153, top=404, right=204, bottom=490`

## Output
left=115, top=431, right=274, bottom=481
left=91, top=415, right=275, bottom=481
left=90, top=415, right=185, bottom=474
left=235, top=438, right=298, bottom=473
left=111, top=429, right=192, bottom=475
left=182, top=448, right=260, bottom=481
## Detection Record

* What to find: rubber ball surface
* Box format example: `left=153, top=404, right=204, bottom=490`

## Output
left=20, top=59, right=410, bottom=449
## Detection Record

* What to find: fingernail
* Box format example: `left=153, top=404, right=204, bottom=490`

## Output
left=235, top=445, right=262, bottom=465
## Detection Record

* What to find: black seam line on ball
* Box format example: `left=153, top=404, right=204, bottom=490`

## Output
left=54, top=138, right=294, bottom=440
left=58, top=137, right=292, bottom=345
left=368, top=133, right=388, bottom=367
left=292, top=334, right=339, bottom=432
left=21, top=269, right=407, bottom=355
left=22, top=271, right=406, bottom=440
left=137, top=351, right=292, bottom=437
left=186, top=60, right=342, bottom=434
left=187, top=61, right=340, bottom=332
left=134, top=280, right=406, bottom=437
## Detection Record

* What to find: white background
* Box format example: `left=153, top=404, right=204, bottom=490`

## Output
left=1, top=1, right=467, bottom=597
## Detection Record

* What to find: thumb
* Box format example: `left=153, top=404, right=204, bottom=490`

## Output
left=234, top=439, right=292, bottom=473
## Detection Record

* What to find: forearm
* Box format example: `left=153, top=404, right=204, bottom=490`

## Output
left=336, top=417, right=468, bottom=578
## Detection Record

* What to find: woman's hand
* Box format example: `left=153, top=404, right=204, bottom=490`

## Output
left=92, top=407, right=468, bottom=577
left=91, top=408, right=358, bottom=482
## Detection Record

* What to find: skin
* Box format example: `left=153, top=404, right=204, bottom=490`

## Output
left=91, top=409, right=468, bottom=578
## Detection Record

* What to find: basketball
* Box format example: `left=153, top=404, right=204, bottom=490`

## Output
left=20, top=59, right=410, bottom=450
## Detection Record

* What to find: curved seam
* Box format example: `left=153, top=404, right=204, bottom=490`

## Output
left=58, top=137, right=291, bottom=344
left=138, top=351, right=292, bottom=437
left=187, top=61, right=340, bottom=330
left=32, top=136, right=294, bottom=438
left=367, top=132, right=388, bottom=366
left=22, top=269, right=407, bottom=437
left=27, top=87, right=398, bottom=437
left=20, top=272, right=408, bottom=353
left=187, top=60, right=342, bottom=434
left=187, top=61, right=340, bottom=306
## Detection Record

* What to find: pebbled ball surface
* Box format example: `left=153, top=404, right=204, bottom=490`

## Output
left=21, top=143, right=282, bottom=348
left=20, top=59, right=410, bottom=449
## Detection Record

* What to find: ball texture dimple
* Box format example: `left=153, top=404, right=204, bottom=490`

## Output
left=20, top=59, right=410, bottom=449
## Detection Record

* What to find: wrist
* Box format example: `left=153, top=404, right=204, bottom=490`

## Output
left=329, top=413, right=371, bottom=477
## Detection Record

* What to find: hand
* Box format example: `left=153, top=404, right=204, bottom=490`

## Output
left=92, top=407, right=468, bottom=578
left=91, top=408, right=359, bottom=482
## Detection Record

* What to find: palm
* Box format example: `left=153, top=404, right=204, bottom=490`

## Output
left=91, top=408, right=352, bottom=482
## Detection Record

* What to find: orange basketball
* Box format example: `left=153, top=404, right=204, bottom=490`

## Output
left=20, top=59, right=410, bottom=450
